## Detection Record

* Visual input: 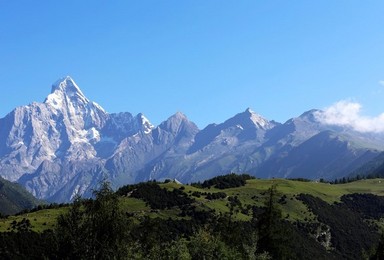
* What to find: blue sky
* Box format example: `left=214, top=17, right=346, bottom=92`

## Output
left=1, top=1, right=384, bottom=128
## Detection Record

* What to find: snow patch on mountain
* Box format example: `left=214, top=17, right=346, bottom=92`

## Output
left=246, top=108, right=275, bottom=129
left=139, top=113, right=154, bottom=134
left=1, top=77, right=384, bottom=202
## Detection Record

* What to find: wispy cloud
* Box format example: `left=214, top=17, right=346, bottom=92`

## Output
left=379, top=80, right=384, bottom=87
left=315, top=100, right=384, bottom=133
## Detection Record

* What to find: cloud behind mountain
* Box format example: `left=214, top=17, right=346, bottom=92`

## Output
left=315, top=100, right=384, bottom=133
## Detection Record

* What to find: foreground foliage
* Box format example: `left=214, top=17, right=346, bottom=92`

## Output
left=56, top=182, right=130, bottom=259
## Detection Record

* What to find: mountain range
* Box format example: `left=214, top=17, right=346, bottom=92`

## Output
left=1, top=76, right=384, bottom=202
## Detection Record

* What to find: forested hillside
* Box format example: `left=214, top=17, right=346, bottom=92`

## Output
left=1, top=175, right=384, bottom=259
left=0, top=176, right=42, bottom=216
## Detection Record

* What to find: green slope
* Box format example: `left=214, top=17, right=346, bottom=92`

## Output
left=0, top=176, right=43, bottom=216
left=3, top=177, right=384, bottom=233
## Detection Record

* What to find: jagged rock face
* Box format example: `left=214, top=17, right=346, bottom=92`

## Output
left=0, top=77, right=163, bottom=201
left=1, top=77, right=384, bottom=202
left=0, top=77, right=106, bottom=182
left=105, top=112, right=200, bottom=184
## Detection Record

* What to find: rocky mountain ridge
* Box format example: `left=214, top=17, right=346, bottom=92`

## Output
left=1, top=77, right=383, bottom=202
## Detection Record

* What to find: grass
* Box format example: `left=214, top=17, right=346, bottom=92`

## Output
left=341, top=179, right=384, bottom=196
left=119, top=197, right=149, bottom=213
left=0, top=207, right=68, bottom=232
left=2, top=178, right=384, bottom=232
left=160, top=178, right=384, bottom=222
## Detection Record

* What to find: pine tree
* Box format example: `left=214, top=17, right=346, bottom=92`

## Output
left=56, top=181, right=131, bottom=259
left=257, top=184, right=293, bottom=259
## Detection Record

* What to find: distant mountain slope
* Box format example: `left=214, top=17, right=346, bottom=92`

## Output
left=244, top=110, right=383, bottom=180
left=0, top=176, right=42, bottom=215
left=255, top=130, right=379, bottom=180
left=349, top=152, right=384, bottom=179
left=0, top=77, right=383, bottom=202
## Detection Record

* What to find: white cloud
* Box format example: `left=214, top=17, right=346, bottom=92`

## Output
left=315, top=100, right=384, bottom=133
left=379, top=80, right=384, bottom=87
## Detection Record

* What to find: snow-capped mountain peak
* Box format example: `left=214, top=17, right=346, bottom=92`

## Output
left=2, top=76, right=384, bottom=203
left=244, top=108, right=272, bottom=129
left=45, top=76, right=90, bottom=109
left=43, top=76, right=108, bottom=149
left=51, top=76, right=87, bottom=99
left=224, top=108, right=275, bottom=130
left=137, top=113, right=154, bottom=134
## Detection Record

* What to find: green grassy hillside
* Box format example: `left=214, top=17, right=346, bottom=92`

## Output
left=2, top=178, right=384, bottom=232
left=161, top=178, right=384, bottom=222
left=3, top=176, right=384, bottom=259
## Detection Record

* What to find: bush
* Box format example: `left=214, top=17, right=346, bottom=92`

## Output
left=118, top=182, right=194, bottom=210
left=206, top=192, right=227, bottom=200
left=196, top=173, right=254, bottom=189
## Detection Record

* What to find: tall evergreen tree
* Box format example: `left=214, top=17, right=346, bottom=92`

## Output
left=257, top=184, right=293, bottom=259
left=56, top=181, right=131, bottom=259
